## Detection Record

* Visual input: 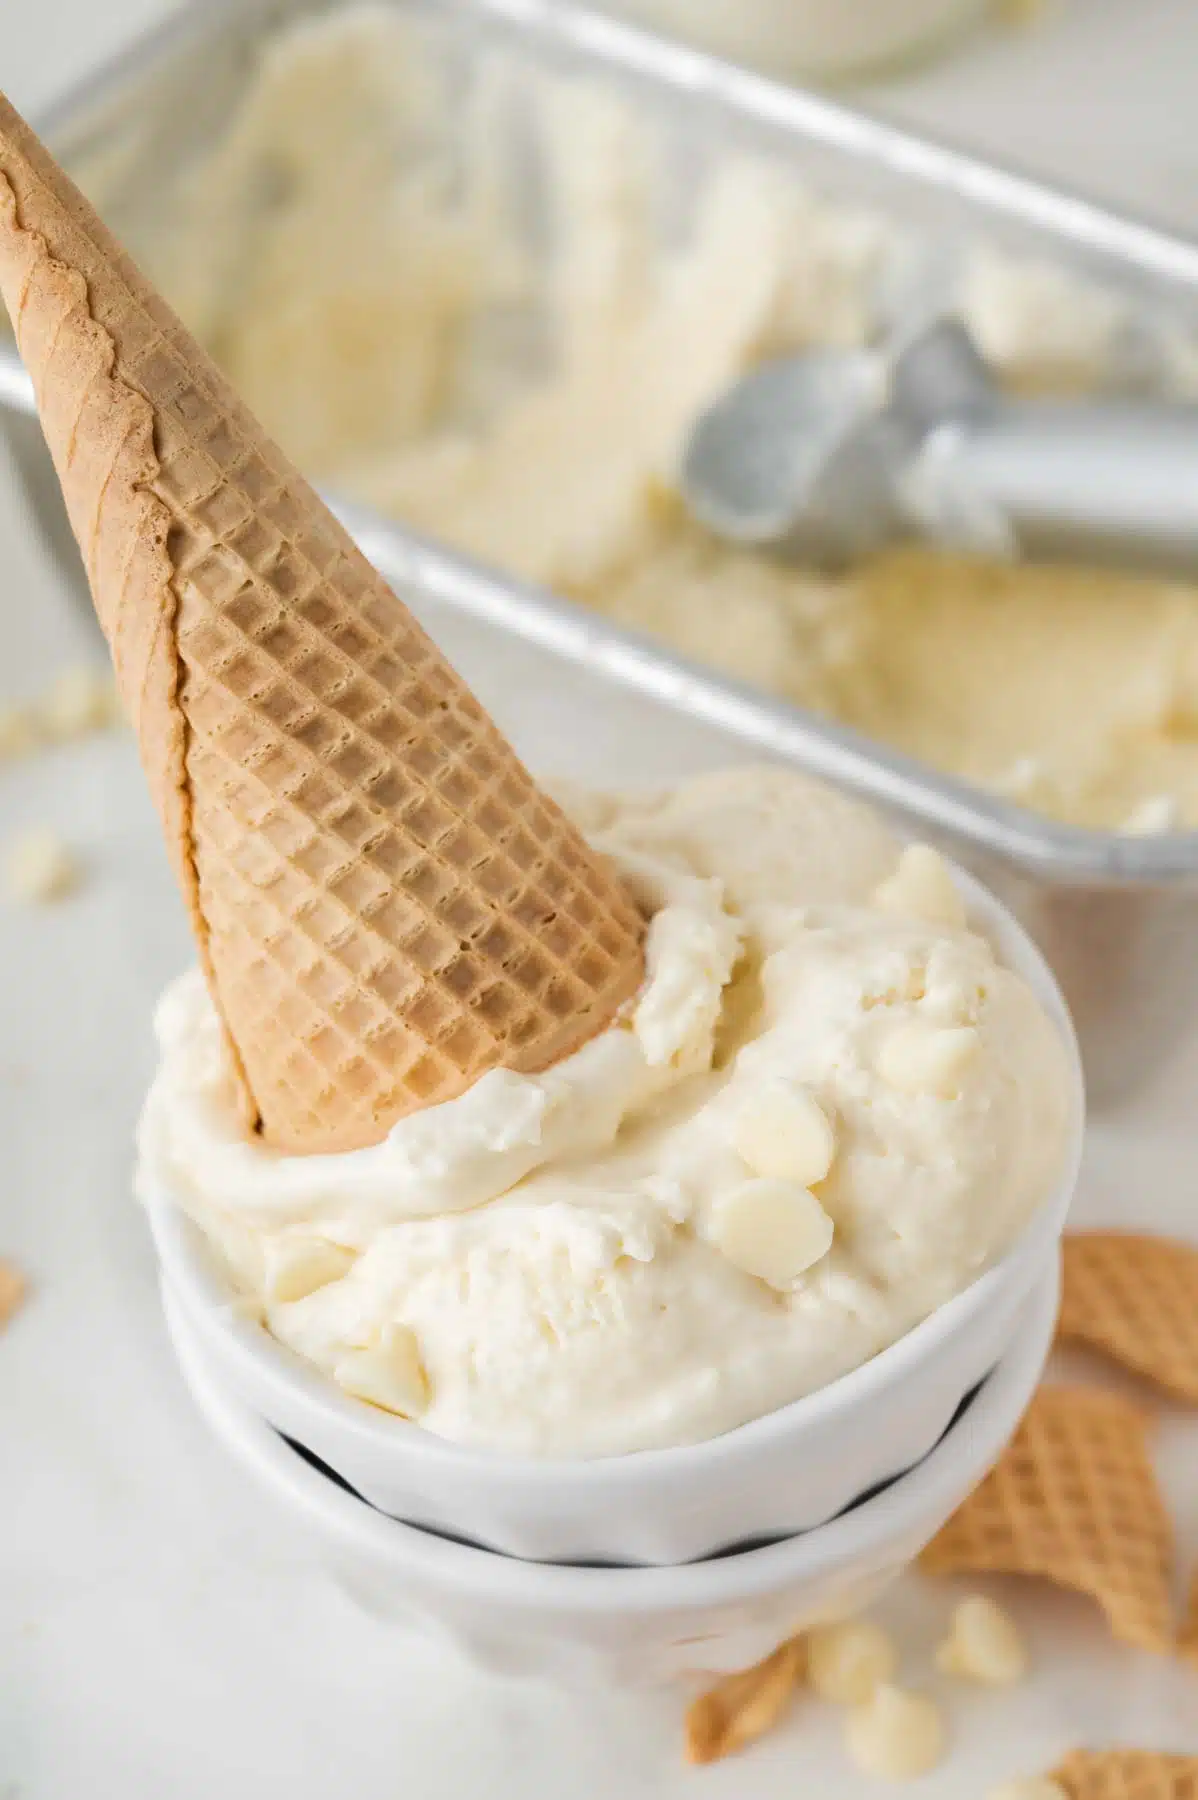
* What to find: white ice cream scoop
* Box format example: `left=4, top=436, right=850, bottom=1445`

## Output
left=681, top=317, right=1198, bottom=575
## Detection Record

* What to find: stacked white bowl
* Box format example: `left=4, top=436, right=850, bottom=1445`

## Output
left=148, top=862, right=1083, bottom=1682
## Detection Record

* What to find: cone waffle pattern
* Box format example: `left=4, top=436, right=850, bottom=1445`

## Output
left=1058, top=1232, right=1198, bottom=1405
left=922, top=1386, right=1173, bottom=1653
left=1054, top=1751, right=1198, bottom=1800
left=0, top=94, right=645, bottom=1153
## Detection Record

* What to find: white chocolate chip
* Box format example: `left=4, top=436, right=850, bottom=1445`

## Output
left=877, top=1021, right=979, bottom=1098
left=731, top=1081, right=835, bottom=1187
left=874, top=845, right=967, bottom=930
left=334, top=1324, right=429, bottom=1419
left=844, top=1683, right=945, bottom=1781
left=263, top=1238, right=353, bottom=1304
left=39, top=666, right=120, bottom=739
left=806, top=1619, right=897, bottom=1705
left=935, top=1595, right=1027, bottom=1686
left=987, top=1780, right=1068, bottom=1800
left=3, top=829, right=81, bottom=904
left=0, top=707, right=37, bottom=757
left=711, top=1179, right=834, bottom=1289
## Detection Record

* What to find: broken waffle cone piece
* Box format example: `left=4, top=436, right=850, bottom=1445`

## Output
left=921, top=1386, right=1173, bottom=1654
left=1054, top=1750, right=1198, bottom=1800
left=0, top=92, right=645, bottom=1154
left=1182, top=1571, right=1198, bottom=1670
left=0, top=1260, right=25, bottom=1331
left=1058, top=1232, right=1198, bottom=1405
left=684, top=1637, right=805, bottom=1766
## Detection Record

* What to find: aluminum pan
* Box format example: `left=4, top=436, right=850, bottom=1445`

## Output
left=6, top=0, right=1198, bottom=884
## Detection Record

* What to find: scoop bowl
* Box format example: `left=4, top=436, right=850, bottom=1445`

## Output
left=146, top=859, right=1082, bottom=1565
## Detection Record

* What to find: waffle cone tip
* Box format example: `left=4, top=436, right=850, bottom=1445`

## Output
left=0, top=89, right=645, bottom=1153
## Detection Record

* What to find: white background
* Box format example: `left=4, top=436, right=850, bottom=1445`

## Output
left=1, top=3, right=1197, bottom=1796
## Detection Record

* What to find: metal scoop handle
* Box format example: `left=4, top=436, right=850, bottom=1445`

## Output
left=682, top=318, right=1198, bottom=577
left=906, top=400, right=1198, bottom=575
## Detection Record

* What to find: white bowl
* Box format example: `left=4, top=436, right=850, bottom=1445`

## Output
left=146, top=862, right=1083, bottom=1565
left=162, top=1259, right=1060, bottom=1686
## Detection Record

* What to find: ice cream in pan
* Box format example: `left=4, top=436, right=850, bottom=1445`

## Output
left=124, top=7, right=1198, bottom=835
left=0, top=93, right=1073, bottom=1458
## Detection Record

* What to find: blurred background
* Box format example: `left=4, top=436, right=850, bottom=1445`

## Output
left=8, top=0, right=1198, bottom=226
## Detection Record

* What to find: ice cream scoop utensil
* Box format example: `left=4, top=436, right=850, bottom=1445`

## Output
left=682, top=318, right=1198, bottom=576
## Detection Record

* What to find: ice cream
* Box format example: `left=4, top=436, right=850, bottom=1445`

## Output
left=92, top=5, right=1198, bottom=834
left=140, top=767, right=1074, bottom=1457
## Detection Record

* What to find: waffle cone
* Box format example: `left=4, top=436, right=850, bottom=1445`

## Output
left=0, top=93, right=645, bottom=1153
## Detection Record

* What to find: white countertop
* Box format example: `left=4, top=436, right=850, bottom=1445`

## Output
left=1, top=3, right=1197, bottom=1796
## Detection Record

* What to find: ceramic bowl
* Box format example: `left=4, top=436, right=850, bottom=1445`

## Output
left=162, top=1258, right=1059, bottom=1685
left=146, top=863, right=1083, bottom=1564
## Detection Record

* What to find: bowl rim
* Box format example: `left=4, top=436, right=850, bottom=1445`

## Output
left=145, top=857, right=1084, bottom=1494
left=165, top=1255, right=1060, bottom=1612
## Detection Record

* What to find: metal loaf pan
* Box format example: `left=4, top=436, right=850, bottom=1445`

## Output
left=6, top=0, right=1198, bottom=1102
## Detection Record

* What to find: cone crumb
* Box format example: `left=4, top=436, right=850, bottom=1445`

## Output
left=1053, top=1749, right=1198, bottom=1800
left=684, top=1638, right=804, bottom=1765
left=1182, top=1570, right=1198, bottom=1669
left=3, top=828, right=81, bottom=903
left=0, top=1260, right=26, bottom=1329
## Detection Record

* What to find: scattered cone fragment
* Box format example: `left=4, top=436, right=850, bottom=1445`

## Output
left=684, top=1638, right=805, bottom=1766
left=1053, top=1750, right=1198, bottom=1800
left=0, top=92, right=644, bottom=1155
left=922, top=1386, right=1173, bottom=1654
left=1058, top=1233, right=1198, bottom=1406
left=0, top=1260, right=26, bottom=1329
left=1181, top=1571, right=1198, bottom=1671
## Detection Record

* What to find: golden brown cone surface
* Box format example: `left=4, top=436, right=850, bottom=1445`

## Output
left=1054, top=1750, right=1198, bottom=1800
left=0, top=92, right=644, bottom=1153
left=1058, top=1232, right=1198, bottom=1406
left=1182, top=1569, right=1198, bottom=1669
left=922, top=1386, right=1173, bottom=1654
left=684, top=1639, right=805, bottom=1765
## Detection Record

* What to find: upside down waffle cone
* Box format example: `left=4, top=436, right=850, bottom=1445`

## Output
left=0, top=92, right=645, bottom=1153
